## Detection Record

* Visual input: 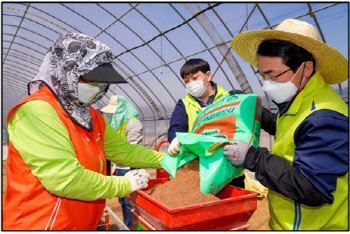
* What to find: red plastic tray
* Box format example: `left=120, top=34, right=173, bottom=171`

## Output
left=156, top=169, right=170, bottom=178
left=127, top=178, right=258, bottom=230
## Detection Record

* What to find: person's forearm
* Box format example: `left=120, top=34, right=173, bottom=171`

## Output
left=104, top=117, right=165, bottom=168
left=261, top=107, right=276, bottom=135
left=244, top=146, right=330, bottom=206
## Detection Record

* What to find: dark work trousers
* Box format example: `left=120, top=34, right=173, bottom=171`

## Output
left=116, top=168, right=133, bottom=230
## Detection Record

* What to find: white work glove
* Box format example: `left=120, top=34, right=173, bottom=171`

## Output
left=167, top=137, right=180, bottom=156
left=124, top=169, right=150, bottom=193
left=223, top=140, right=250, bottom=166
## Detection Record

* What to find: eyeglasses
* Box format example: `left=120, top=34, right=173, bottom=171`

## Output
left=255, top=68, right=292, bottom=82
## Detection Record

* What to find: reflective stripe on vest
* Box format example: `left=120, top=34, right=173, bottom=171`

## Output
left=269, top=72, right=349, bottom=230
left=4, top=85, right=107, bottom=230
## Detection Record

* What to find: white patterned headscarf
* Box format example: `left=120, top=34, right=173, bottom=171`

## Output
left=29, top=33, right=113, bottom=131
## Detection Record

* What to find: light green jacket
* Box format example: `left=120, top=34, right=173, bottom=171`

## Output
left=7, top=100, right=165, bottom=200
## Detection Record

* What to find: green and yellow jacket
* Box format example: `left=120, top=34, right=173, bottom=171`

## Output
left=244, top=71, right=348, bottom=230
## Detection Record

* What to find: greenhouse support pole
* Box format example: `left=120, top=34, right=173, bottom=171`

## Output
left=184, top=3, right=253, bottom=94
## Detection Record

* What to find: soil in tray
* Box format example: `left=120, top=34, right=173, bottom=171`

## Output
left=145, top=159, right=220, bottom=208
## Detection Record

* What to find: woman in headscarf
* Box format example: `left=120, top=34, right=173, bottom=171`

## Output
left=3, top=33, right=165, bottom=230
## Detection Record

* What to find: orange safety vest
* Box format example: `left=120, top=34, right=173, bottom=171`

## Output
left=3, top=86, right=107, bottom=230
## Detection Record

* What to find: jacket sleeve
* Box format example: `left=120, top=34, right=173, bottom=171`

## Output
left=261, top=106, right=276, bottom=135
left=103, top=116, right=165, bottom=168
left=293, top=110, right=348, bottom=203
left=243, top=146, right=329, bottom=206
left=7, top=100, right=134, bottom=200
left=167, top=99, right=188, bottom=143
left=243, top=109, right=348, bottom=206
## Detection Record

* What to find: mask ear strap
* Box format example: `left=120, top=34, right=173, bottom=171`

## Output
left=296, top=62, right=307, bottom=91
left=204, top=72, right=211, bottom=88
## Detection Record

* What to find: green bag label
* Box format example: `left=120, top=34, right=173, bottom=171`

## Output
left=161, top=93, right=262, bottom=195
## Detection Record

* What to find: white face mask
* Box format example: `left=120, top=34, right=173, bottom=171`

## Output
left=185, top=73, right=209, bottom=97
left=262, top=63, right=304, bottom=104
left=78, top=82, right=101, bottom=104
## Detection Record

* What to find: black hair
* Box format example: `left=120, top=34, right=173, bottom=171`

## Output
left=180, top=58, right=210, bottom=79
left=257, top=40, right=316, bottom=74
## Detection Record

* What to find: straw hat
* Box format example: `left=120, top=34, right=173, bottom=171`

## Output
left=231, top=18, right=348, bottom=84
left=100, top=95, right=118, bottom=113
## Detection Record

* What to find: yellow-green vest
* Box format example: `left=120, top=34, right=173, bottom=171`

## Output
left=116, top=116, right=139, bottom=139
left=182, top=83, right=229, bottom=132
left=269, top=71, right=348, bottom=230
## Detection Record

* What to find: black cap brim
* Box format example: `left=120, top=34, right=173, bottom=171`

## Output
left=83, top=63, right=127, bottom=83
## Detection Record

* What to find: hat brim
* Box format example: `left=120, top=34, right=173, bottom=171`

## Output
left=83, top=63, right=127, bottom=84
left=231, top=30, right=348, bottom=84
left=100, top=104, right=117, bottom=113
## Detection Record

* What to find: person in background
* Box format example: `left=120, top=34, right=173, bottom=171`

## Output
left=167, top=58, right=246, bottom=188
left=227, top=19, right=348, bottom=230
left=3, top=33, right=165, bottom=230
left=101, top=95, right=143, bottom=230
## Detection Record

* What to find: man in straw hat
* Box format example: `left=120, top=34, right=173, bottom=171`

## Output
left=225, top=19, right=348, bottom=230
left=101, top=95, right=143, bottom=230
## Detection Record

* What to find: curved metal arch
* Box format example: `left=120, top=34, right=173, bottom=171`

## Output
left=113, top=61, right=162, bottom=119
left=184, top=3, right=253, bottom=94
left=3, top=79, right=29, bottom=89
left=4, top=92, right=28, bottom=111
left=170, top=3, right=235, bottom=90
left=241, top=3, right=273, bottom=107
left=3, top=24, right=53, bottom=42
left=4, top=4, right=163, bottom=123
left=5, top=53, right=41, bottom=70
left=132, top=3, right=186, bottom=87
left=94, top=3, right=140, bottom=38
left=3, top=65, right=37, bottom=80
left=3, top=40, right=46, bottom=56
left=4, top=57, right=39, bottom=73
left=97, top=3, right=177, bottom=105
left=115, top=58, right=166, bottom=118
left=4, top=50, right=42, bottom=65
left=3, top=13, right=63, bottom=36
left=3, top=32, right=48, bottom=50
left=3, top=3, right=30, bottom=62
left=3, top=89, right=25, bottom=99
left=208, top=3, right=251, bottom=90
left=306, top=3, right=344, bottom=98
left=3, top=92, right=26, bottom=106
left=60, top=3, right=167, bottom=119
left=21, top=4, right=76, bottom=33
left=3, top=61, right=38, bottom=76
left=3, top=71, right=30, bottom=89
left=3, top=70, right=33, bottom=82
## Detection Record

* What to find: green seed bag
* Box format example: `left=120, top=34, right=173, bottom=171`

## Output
left=161, top=92, right=262, bottom=194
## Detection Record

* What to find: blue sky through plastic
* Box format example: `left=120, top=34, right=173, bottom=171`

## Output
left=2, top=2, right=349, bottom=123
